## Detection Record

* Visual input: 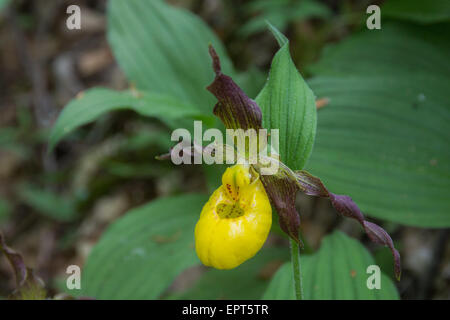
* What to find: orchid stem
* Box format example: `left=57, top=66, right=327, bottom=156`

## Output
left=290, top=238, right=304, bottom=300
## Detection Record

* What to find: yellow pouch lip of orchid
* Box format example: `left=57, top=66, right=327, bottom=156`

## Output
left=195, top=164, right=272, bottom=269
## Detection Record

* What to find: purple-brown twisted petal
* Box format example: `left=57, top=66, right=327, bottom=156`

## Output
left=296, top=170, right=401, bottom=280
left=259, top=174, right=302, bottom=245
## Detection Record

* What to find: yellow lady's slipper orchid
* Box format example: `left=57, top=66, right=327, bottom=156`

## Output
left=195, top=164, right=272, bottom=269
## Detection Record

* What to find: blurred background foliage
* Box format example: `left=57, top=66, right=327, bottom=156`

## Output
left=0, top=0, right=449, bottom=299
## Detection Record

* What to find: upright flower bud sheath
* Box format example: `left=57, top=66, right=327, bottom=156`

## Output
left=195, top=164, right=272, bottom=269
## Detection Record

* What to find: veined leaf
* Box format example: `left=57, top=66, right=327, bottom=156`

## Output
left=262, top=231, right=399, bottom=300
left=81, top=194, right=207, bottom=299
left=48, top=88, right=203, bottom=150
left=256, top=25, right=317, bottom=170
left=107, top=0, right=234, bottom=112
left=306, top=23, right=450, bottom=227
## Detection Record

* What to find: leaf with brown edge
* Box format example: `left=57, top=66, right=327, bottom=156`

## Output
left=295, top=170, right=401, bottom=280
left=207, top=45, right=262, bottom=131
left=0, top=232, right=46, bottom=299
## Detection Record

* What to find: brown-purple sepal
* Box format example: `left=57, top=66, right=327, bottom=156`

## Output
left=259, top=174, right=302, bottom=245
left=296, top=170, right=401, bottom=280
left=207, top=45, right=262, bottom=131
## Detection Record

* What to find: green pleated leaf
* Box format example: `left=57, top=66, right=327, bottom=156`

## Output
left=48, top=88, right=203, bottom=150
left=256, top=25, right=317, bottom=170
left=81, top=194, right=207, bottom=299
left=262, top=232, right=399, bottom=300
left=107, top=0, right=234, bottom=112
left=175, top=247, right=288, bottom=300
left=382, top=0, right=450, bottom=24
left=306, top=23, right=450, bottom=227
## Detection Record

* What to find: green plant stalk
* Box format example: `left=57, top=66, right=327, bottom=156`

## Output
left=290, top=238, right=304, bottom=300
